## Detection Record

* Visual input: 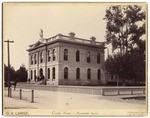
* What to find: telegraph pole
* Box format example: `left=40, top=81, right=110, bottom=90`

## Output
left=4, top=39, right=14, bottom=97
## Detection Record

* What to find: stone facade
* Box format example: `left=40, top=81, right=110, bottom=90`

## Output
left=27, top=31, right=106, bottom=86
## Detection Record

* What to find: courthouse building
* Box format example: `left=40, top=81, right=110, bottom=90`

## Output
left=27, top=30, right=106, bottom=86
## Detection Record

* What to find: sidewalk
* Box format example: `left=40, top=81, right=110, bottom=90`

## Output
left=3, top=88, right=146, bottom=109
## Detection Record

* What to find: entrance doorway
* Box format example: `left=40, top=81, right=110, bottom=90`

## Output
left=40, top=68, right=43, bottom=77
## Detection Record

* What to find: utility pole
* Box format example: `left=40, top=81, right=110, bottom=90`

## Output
left=4, top=39, right=14, bottom=97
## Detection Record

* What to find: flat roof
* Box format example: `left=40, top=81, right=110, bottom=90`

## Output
left=27, top=33, right=105, bottom=51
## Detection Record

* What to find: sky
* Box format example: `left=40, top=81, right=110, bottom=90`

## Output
left=3, top=3, right=108, bottom=70
left=3, top=2, right=146, bottom=70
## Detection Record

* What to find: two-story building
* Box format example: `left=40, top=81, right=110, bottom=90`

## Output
left=27, top=30, right=106, bottom=86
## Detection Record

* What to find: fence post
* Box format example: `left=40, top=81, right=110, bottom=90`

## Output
left=101, top=88, right=104, bottom=96
left=20, top=89, right=22, bottom=99
left=131, top=89, right=133, bottom=95
left=8, top=88, right=10, bottom=97
left=117, top=89, right=120, bottom=95
left=10, top=88, right=12, bottom=98
left=31, top=90, right=34, bottom=103
left=143, top=89, right=145, bottom=94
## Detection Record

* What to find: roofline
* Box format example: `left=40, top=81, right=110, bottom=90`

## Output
left=47, top=33, right=103, bottom=43
left=27, top=38, right=105, bottom=52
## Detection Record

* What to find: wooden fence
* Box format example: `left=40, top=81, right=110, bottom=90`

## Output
left=16, top=83, right=146, bottom=96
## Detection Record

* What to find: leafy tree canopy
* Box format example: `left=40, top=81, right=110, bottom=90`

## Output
left=16, top=65, right=28, bottom=82
left=104, top=5, right=146, bottom=53
left=4, top=64, right=28, bottom=82
left=105, top=47, right=145, bottom=85
left=4, top=64, right=16, bottom=82
left=104, top=5, right=146, bottom=86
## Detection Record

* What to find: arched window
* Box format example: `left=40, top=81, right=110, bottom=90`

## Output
left=87, top=52, right=90, bottom=63
left=31, top=70, right=33, bottom=80
left=40, top=52, right=43, bottom=63
left=64, top=49, right=68, bottom=61
left=48, top=50, right=51, bottom=62
left=97, top=53, right=100, bottom=64
left=34, top=54, right=36, bottom=64
left=76, top=50, right=80, bottom=62
left=87, top=68, right=91, bottom=80
left=40, top=68, right=43, bottom=77
left=64, top=67, right=68, bottom=79
left=34, top=70, right=36, bottom=81
left=52, top=67, right=55, bottom=79
left=76, top=68, right=80, bottom=80
left=52, top=49, right=55, bottom=61
left=34, top=70, right=36, bottom=77
left=48, top=68, right=50, bottom=79
left=98, top=69, right=101, bottom=80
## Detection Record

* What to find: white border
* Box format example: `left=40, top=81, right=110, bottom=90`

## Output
left=0, top=0, right=149, bottom=118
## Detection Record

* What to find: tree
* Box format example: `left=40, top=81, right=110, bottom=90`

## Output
left=104, top=5, right=145, bottom=53
left=105, top=48, right=145, bottom=85
left=105, top=53, right=126, bottom=85
left=4, top=64, right=28, bottom=84
left=16, top=65, right=28, bottom=82
left=4, top=64, right=17, bottom=82
left=104, top=5, right=146, bottom=86
left=128, top=46, right=145, bottom=84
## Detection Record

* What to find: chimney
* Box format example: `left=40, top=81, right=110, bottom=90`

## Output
left=69, top=32, right=76, bottom=40
left=90, top=36, right=96, bottom=44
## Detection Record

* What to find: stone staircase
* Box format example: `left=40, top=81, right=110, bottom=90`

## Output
left=34, top=80, right=46, bottom=85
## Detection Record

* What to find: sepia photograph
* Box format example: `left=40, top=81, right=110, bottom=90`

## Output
left=2, top=2, right=147, bottom=116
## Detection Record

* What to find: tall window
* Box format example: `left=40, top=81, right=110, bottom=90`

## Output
left=76, top=50, right=80, bottom=62
left=48, top=50, right=51, bottom=62
left=48, top=68, right=50, bottom=79
left=52, top=49, right=55, bottom=61
left=34, top=70, right=36, bottom=81
left=52, top=67, right=55, bottom=79
left=34, top=54, right=36, bottom=64
left=87, top=52, right=90, bottom=63
left=31, top=70, right=33, bottom=80
left=34, top=70, right=36, bottom=76
left=97, top=53, right=100, bottom=64
left=40, top=68, right=43, bottom=77
left=64, top=49, right=68, bottom=61
left=87, top=68, right=91, bottom=80
left=64, top=67, right=68, bottom=79
left=98, top=69, right=101, bottom=80
left=31, top=55, right=33, bottom=65
left=40, top=52, right=43, bottom=63
left=76, top=68, right=80, bottom=80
